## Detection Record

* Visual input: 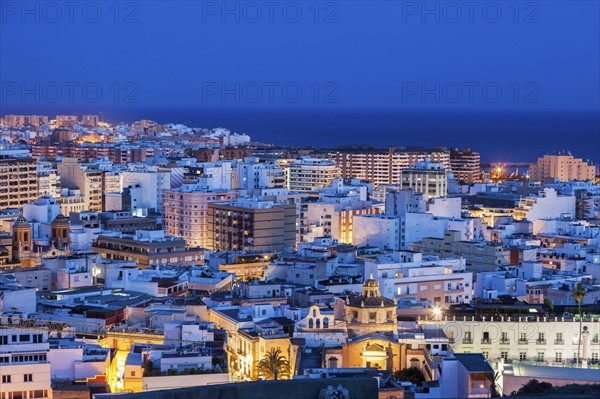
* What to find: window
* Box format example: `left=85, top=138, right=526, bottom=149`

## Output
left=2, top=375, right=10, bottom=383
left=519, top=332, right=527, bottom=342
left=482, top=351, right=489, bottom=358
left=501, top=332, right=508, bottom=342
left=519, top=352, right=526, bottom=361
left=591, top=353, right=599, bottom=364
left=131, top=371, right=136, bottom=377
left=501, top=352, right=508, bottom=360
left=555, top=352, right=562, bottom=363
left=482, top=332, right=490, bottom=343
left=24, top=374, right=32, bottom=382
left=537, top=352, right=544, bottom=362
left=538, top=333, right=545, bottom=343
left=555, top=333, right=563, bottom=343
left=369, top=312, right=376, bottom=321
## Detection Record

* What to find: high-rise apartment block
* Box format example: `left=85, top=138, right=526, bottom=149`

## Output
left=330, top=147, right=450, bottom=186
left=55, top=115, right=78, bottom=127
left=208, top=198, right=296, bottom=252
left=399, top=159, right=448, bottom=199
left=286, top=157, right=339, bottom=192
left=162, top=186, right=240, bottom=248
left=530, top=154, right=596, bottom=182
left=450, top=147, right=481, bottom=183
left=2, top=115, right=48, bottom=127
left=81, top=115, right=99, bottom=127
left=0, top=154, right=38, bottom=209
left=234, top=158, right=286, bottom=193
left=57, top=158, right=103, bottom=212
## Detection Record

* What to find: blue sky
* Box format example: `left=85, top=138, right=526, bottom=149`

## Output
left=1, top=1, right=599, bottom=111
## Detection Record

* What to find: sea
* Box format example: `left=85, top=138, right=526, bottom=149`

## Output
left=3, top=106, right=599, bottom=165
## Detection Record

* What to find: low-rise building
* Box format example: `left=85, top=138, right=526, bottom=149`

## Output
left=92, top=230, right=204, bottom=268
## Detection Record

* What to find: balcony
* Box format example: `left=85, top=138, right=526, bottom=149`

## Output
left=554, top=339, right=564, bottom=345
left=536, top=339, right=546, bottom=345
left=518, top=339, right=528, bottom=344
left=500, top=338, right=510, bottom=344
left=462, top=338, right=473, bottom=344
left=481, top=338, right=491, bottom=344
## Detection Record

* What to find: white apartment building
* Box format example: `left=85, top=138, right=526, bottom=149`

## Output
left=56, top=189, right=86, bottom=216
left=23, top=197, right=61, bottom=225
left=384, top=189, right=426, bottom=216
left=426, top=316, right=600, bottom=368
left=37, top=163, right=60, bottom=199
left=285, top=157, right=339, bottom=193
left=234, top=158, right=286, bottom=193
left=302, top=200, right=381, bottom=244
left=354, top=210, right=481, bottom=252
left=353, top=214, right=402, bottom=250
left=179, top=160, right=234, bottom=190
left=0, top=328, right=52, bottom=399
left=121, top=168, right=171, bottom=211
left=513, top=188, right=576, bottom=230
left=399, top=159, right=448, bottom=199
left=364, top=251, right=471, bottom=307
left=428, top=197, right=462, bottom=219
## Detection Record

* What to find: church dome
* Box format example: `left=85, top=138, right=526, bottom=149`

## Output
left=364, top=278, right=379, bottom=288
left=13, top=215, right=30, bottom=227
left=347, top=274, right=396, bottom=309
left=52, top=213, right=69, bottom=225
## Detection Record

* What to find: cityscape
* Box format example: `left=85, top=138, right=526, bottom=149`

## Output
left=0, top=114, right=598, bottom=398
left=1, top=1, right=600, bottom=399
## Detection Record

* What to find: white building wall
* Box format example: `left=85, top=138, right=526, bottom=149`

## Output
left=352, top=215, right=401, bottom=250
left=0, top=288, right=36, bottom=313
left=428, top=197, right=462, bottom=219
left=47, top=347, right=83, bottom=380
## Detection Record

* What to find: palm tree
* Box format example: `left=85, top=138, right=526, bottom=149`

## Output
left=571, top=283, right=586, bottom=366
left=257, top=348, right=291, bottom=380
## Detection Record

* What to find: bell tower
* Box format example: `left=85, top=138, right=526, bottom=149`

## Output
left=12, top=215, right=32, bottom=262
left=51, top=213, right=71, bottom=250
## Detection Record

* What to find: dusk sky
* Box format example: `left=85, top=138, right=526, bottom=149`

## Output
left=1, top=1, right=599, bottom=161
left=2, top=1, right=598, bottom=110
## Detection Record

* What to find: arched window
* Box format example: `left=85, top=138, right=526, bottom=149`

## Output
left=312, top=308, right=317, bottom=317
left=316, top=318, right=321, bottom=329
left=308, top=318, right=313, bottom=328
left=323, top=318, right=329, bottom=328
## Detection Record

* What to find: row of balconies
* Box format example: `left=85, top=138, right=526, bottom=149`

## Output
left=460, top=337, right=599, bottom=345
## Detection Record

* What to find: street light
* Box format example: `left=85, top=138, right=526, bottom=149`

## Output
left=432, top=306, right=442, bottom=320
